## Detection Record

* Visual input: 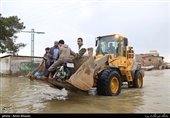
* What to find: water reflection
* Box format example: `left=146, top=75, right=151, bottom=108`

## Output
left=0, top=69, right=170, bottom=113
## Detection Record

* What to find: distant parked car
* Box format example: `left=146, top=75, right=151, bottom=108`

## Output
left=165, top=64, right=170, bottom=69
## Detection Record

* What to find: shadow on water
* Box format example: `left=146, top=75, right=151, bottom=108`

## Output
left=59, top=86, right=145, bottom=113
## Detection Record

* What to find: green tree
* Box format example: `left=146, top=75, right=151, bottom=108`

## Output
left=0, top=14, right=26, bottom=55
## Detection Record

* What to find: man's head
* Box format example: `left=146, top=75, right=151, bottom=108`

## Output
left=77, top=37, right=83, bottom=47
left=58, top=39, right=64, bottom=47
left=54, top=41, right=58, bottom=48
left=109, top=43, right=113, bottom=47
left=45, top=47, right=50, bottom=53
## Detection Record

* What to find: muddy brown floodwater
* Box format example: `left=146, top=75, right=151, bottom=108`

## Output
left=0, top=69, right=170, bottom=113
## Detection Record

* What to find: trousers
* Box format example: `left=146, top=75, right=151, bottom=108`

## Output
left=48, top=59, right=64, bottom=72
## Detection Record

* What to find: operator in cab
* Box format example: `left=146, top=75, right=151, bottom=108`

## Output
left=108, top=43, right=116, bottom=54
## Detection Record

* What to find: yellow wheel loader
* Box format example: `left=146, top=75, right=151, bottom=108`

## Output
left=92, top=34, right=144, bottom=96
left=26, top=33, right=144, bottom=96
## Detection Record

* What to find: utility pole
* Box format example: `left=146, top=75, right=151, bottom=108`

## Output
left=21, top=29, right=45, bottom=71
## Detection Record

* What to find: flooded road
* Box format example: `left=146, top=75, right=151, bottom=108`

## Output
left=0, top=69, right=170, bottom=113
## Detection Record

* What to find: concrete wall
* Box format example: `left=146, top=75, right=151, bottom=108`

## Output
left=135, top=54, right=141, bottom=62
left=0, top=56, right=42, bottom=76
left=0, top=56, right=11, bottom=74
left=10, top=56, right=42, bottom=76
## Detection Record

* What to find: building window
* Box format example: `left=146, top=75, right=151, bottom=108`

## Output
left=148, top=59, right=152, bottom=61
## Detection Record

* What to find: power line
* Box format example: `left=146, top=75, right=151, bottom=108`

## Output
left=21, top=2, right=65, bottom=20
left=27, top=2, right=95, bottom=26
left=23, top=2, right=77, bottom=22
left=16, top=3, right=44, bottom=16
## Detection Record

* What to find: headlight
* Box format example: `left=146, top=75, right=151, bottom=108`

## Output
left=115, top=34, right=119, bottom=39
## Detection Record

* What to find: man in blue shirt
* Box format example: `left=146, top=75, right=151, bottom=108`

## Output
left=53, top=48, right=59, bottom=63
left=48, top=41, right=59, bottom=64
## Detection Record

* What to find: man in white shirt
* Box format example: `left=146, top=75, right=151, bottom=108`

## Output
left=77, top=37, right=88, bottom=56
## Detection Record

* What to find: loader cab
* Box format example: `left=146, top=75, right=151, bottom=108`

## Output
left=95, top=34, right=128, bottom=57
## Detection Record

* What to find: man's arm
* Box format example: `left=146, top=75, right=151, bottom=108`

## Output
left=39, top=53, right=46, bottom=66
left=48, top=47, right=53, bottom=59
left=72, top=48, right=87, bottom=61
left=39, top=59, right=44, bottom=66
left=70, top=49, right=76, bottom=56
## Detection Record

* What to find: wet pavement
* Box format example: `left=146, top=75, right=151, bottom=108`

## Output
left=0, top=69, right=170, bottom=113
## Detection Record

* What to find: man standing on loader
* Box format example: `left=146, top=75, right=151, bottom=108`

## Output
left=77, top=37, right=88, bottom=56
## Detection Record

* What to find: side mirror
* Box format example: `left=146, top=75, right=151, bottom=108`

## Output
left=123, top=38, right=128, bottom=46
left=95, top=39, right=98, bottom=47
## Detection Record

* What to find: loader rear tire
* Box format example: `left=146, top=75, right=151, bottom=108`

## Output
left=133, top=70, right=143, bottom=88
left=97, top=69, right=121, bottom=96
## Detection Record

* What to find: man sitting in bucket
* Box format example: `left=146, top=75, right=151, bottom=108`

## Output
left=46, top=39, right=87, bottom=79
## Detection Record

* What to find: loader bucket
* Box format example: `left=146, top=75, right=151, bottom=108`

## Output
left=66, top=56, right=95, bottom=91
left=26, top=47, right=95, bottom=92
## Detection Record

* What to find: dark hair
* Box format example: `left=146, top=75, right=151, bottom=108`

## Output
left=54, top=41, right=58, bottom=44
left=77, top=37, right=83, bottom=42
left=58, top=39, right=64, bottom=44
left=45, top=47, right=50, bottom=50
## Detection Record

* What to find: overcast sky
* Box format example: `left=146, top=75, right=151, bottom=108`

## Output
left=0, top=0, right=170, bottom=62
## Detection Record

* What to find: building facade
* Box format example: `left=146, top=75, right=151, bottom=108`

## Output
left=0, top=55, right=43, bottom=76
left=135, top=50, right=165, bottom=69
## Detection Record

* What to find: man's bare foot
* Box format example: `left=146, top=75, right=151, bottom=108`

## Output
left=57, top=79, right=62, bottom=82
left=48, top=77, right=53, bottom=80
left=36, top=76, right=41, bottom=79
left=42, top=76, right=47, bottom=79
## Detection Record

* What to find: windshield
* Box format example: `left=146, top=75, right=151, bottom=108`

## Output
left=97, top=36, right=120, bottom=55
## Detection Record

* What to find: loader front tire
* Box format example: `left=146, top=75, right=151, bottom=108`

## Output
left=133, top=70, right=143, bottom=88
left=97, top=69, right=121, bottom=96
